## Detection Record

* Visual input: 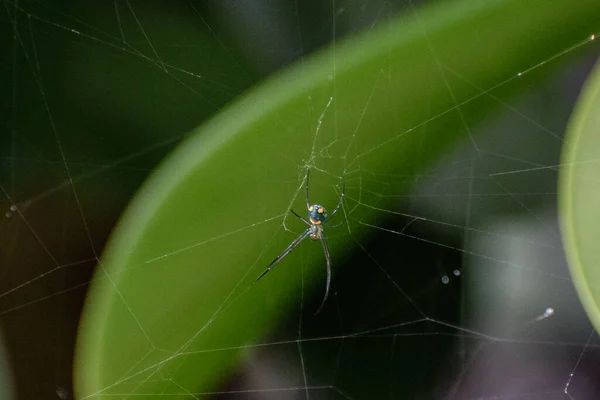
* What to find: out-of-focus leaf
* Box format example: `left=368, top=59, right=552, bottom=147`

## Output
left=560, top=58, right=600, bottom=332
left=75, top=0, right=600, bottom=397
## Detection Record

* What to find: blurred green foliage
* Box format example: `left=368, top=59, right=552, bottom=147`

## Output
left=560, top=59, right=600, bottom=334
left=73, top=0, right=600, bottom=397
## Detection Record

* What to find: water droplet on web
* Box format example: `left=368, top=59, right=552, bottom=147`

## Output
left=10, top=205, right=17, bottom=211
left=441, top=275, right=449, bottom=284
left=453, top=269, right=460, bottom=276
left=56, top=386, right=68, bottom=399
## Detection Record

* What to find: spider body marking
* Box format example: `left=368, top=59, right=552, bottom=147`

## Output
left=254, top=170, right=345, bottom=314
left=308, top=204, right=327, bottom=227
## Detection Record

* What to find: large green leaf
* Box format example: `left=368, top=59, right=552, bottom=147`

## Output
left=560, top=59, right=600, bottom=332
left=75, top=0, right=600, bottom=397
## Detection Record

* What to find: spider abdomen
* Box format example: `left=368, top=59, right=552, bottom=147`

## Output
left=308, top=204, right=328, bottom=225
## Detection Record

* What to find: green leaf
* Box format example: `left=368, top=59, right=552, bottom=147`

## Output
left=560, top=58, right=600, bottom=332
left=75, top=0, right=600, bottom=397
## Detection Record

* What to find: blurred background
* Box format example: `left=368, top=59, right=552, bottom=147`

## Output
left=1, top=0, right=600, bottom=399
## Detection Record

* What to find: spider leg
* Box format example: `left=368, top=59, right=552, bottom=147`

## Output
left=314, top=233, right=332, bottom=315
left=305, top=169, right=311, bottom=209
left=254, top=229, right=311, bottom=283
left=325, top=177, right=345, bottom=222
left=290, top=209, right=310, bottom=226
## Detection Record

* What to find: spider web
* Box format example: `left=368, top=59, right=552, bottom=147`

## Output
left=1, top=0, right=600, bottom=399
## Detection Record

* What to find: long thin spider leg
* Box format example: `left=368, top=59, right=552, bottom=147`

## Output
left=290, top=209, right=310, bottom=226
left=254, top=229, right=311, bottom=283
left=305, top=169, right=311, bottom=209
left=314, top=233, right=332, bottom=315
left=325, top=177, right=345, bottom=222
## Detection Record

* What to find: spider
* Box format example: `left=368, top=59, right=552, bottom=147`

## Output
left=255, top=170, right=345, bottom=314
